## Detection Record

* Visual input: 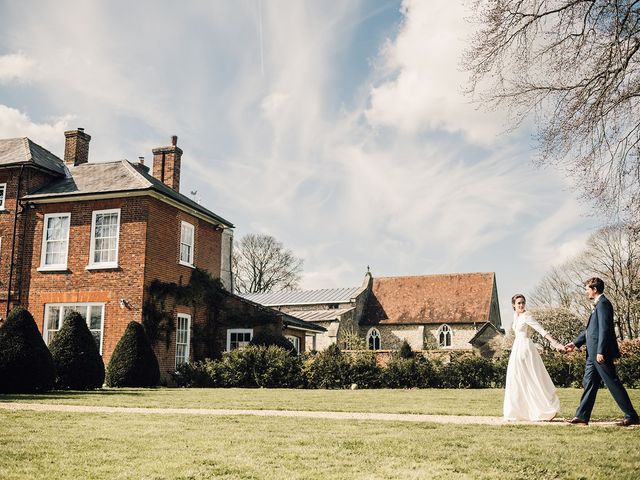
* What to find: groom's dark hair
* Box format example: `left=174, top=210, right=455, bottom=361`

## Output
left=584, top=277, right=605, bottom=293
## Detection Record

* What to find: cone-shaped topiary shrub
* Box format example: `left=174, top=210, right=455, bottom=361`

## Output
left=106, top=321, right=160, bottom=387
left=49, top=311, right=105, bottom=390
left=0, top=306, right=55, bottom=393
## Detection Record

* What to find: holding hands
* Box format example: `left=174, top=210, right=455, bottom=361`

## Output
left=564, top=342, right=576, bottom=353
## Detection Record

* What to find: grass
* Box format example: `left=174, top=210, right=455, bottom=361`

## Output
left=1, top=409, right=639, bottom=479
left=1, top=389, right=639, bottom=479
left=2, top=388, right=640, bottom=420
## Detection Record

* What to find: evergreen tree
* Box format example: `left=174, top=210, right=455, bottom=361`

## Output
left=0, top=307, right=55, bottom=393
left=106, top=321, right=160, bottom=387
left=49, top=311, right=105, bottom=390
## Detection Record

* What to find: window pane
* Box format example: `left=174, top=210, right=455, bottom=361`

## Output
left=47, top=306, right=60, bottom=330
left=89, top=307, right=102, bottom=330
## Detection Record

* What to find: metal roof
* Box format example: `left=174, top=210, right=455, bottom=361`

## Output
left=0, top=137, right=66, bottom=175
left=282, top=308, right=354, bottom=322
left=24, top=160, right=233, bottom=227
left=240, top=286, right=363, bottom=306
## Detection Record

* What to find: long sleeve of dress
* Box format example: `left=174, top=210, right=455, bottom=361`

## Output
left=522, top=312, right=548, bottom=337
left=523, top=312, right=563, bottom=349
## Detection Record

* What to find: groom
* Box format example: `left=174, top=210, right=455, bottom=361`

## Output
left=565, top=277, right=639, bottom=427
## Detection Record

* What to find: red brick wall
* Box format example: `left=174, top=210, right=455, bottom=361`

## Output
left=0, top=167, right=58, bottom=318
left=25, top=197, right=149, bottom=363
left=143, top=198, right=223, bottom=378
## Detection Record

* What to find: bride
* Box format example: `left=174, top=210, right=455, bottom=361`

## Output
left=504, top=294, right=564, bottom=421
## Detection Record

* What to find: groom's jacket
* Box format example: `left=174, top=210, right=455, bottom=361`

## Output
left=573, top=295, right=620, bottom=360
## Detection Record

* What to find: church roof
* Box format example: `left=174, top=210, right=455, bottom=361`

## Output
left=361, top=272, right=496, bottom=325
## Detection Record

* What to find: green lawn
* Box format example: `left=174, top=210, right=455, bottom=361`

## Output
left=2, top=388, right=640, bottom=420
left=1, top=389, right=639, bottom=479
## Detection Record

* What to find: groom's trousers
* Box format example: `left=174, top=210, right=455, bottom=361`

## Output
left=576, top=357, right=638, bottom=422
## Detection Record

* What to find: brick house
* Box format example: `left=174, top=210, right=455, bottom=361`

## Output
left=243, top=271, right=503, bottom=355
left=0, top=130, right=322, bottom=381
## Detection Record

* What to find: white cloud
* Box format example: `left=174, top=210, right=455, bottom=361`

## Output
left=365, top=0, right=507, bottom=145
left=0, top=105, right=70, bottom=150
left=0, top=53, right=34, bottom=83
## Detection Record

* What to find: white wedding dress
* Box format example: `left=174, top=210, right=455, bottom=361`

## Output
left=503, top=311, right=560, bottom=421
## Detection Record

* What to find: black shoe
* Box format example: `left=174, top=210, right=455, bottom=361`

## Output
left=566, top=417, right=588, bottom=426
left=615, top=417, right=639, bottom=427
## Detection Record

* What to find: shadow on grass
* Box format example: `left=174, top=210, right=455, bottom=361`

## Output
left=0, top=388, right=158, bottom=402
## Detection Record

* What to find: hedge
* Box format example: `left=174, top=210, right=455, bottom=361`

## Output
left=173, top=342, right=640, bottom=389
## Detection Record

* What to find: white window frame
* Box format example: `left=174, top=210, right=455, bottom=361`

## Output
left=367, top=328, right=381, bottom=350
left=43, top=303, right=105, bottom=354
left=285, top=335, right=301, bottom=354
left=38, top=213, right=71, bottom=271
left=438, top=324, right=453, bottom=348
left=226, top=328, right=253, bottom=352
left=0, top=183, right=6, bottom=210
left=179, top=221, right=195, bottom=267
left=175, top=313, right=191, bottom=368
left=88, top=208, right=121, bottom=269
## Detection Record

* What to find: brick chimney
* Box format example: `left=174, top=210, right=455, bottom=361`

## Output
left=64, top=128, right=91, bottom=166
left=152, top=135, right=182, bottom=192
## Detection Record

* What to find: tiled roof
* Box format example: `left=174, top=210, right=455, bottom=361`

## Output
left=282, top=308, right=354, bottom=323
left=24, top=160, right=233, bottom=227
left=240, top=287, right=363, bottom=306
left=0, top=137, right=66, bottom=175
left=362, top=272, right=496, bottom=325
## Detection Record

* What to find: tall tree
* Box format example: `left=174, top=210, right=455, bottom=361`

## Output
left=233, top=233, right=303, bottom=294
left=531, top=223, right=640, bottom=339
left=465, top=1, right=640, bottom=220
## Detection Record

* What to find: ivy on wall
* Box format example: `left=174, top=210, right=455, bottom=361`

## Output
left=142, top=268, right=225, bottom=353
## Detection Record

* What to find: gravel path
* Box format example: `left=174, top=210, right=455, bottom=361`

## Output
left=0, top=402, right=624, bottom=427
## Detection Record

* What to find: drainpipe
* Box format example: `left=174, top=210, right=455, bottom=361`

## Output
left=16, top=200, right=32, bottom=309
left=6, top=165, right=24, bottom=318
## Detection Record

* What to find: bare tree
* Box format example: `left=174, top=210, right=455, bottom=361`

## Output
left=530, top=223, right=640, bottom=339
left=465, top=1, right=640, bottom=220
left=529, top=306, right=585, bottom=351
left=232, top=233, right=303, bottom=294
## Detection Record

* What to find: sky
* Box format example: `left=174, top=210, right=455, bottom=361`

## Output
left=0, top=0, right=604, bottom=326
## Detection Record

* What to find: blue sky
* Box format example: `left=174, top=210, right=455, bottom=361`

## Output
left=0, top=0, right=603, bottom=325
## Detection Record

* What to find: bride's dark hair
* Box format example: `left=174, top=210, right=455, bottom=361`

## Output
left=511, top=294, right=526, bottom=310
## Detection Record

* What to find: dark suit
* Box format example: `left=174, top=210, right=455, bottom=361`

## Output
left=573, top=295, right=638, bottom=422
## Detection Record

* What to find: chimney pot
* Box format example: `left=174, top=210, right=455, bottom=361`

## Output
left=171, top=135, right=178, bottom=146
left=138, top=156, right=145, bottom=164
